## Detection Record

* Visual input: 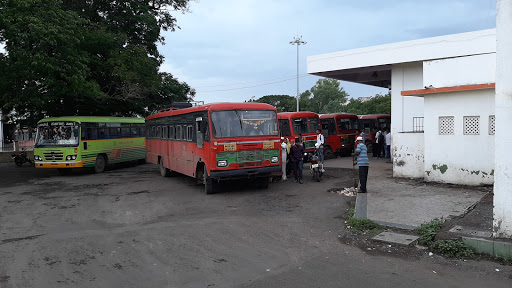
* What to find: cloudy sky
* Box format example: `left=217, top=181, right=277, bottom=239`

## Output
left=159, top=0, right=496, bottom=104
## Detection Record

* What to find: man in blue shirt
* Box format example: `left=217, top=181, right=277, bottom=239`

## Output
left=353, top=136, right=369, bottom=193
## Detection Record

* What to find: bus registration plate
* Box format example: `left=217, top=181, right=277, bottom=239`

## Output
left=263, top=142, right=274, bottom=149
left=224, top=143, right=237, bottom=151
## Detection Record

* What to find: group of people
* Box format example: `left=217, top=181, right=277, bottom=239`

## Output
left=373, top=127, right=391, bottom=158
left=280, top=129, right=325, bottom=184
left=279, top=127, right=390, bottom=192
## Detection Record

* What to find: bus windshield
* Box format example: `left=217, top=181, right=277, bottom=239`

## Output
left=35, top=121, right=80, bottom=147
left=337, top=118, right=359, bottom=131
left=211, top=110, right=278, bottom=138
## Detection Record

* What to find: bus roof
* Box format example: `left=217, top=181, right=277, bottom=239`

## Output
left=38, top=116, right=145, bottom=124
left=146, top=102, right=277, bottom=120
left=319, top=113, right=358, bottom=119
left=358, top=114, right=391, bottom=119
left=277, top=111, right=319, bottom=119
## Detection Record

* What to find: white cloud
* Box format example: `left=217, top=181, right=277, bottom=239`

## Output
left=159, top=0, right=496, bottom=104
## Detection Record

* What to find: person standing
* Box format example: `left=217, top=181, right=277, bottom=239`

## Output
left=280, top=137, right=288, bottom=181
left=353, top=136, right=369, bottom=193
left=385, top=128, right=391, bottom=158
left=374, top=127, right=384, bottom=158
left=315, top=128, right=325, bottom=172
left=290, top=137, right=305, bottom=184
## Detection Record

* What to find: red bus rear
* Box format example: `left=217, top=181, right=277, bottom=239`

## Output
left=320, top=113, right=359, bottom=157
left=146, top=103, right=281, bottom=194
left=277, top=112, right=320, bottom=153
left=358, top=114, right=391, bottom=150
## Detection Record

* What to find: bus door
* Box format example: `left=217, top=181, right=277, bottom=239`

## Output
left=279, top=119, right=292, bottom=142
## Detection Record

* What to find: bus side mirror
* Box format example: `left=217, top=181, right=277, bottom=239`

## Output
left=83, top=142, right=88, bottom=150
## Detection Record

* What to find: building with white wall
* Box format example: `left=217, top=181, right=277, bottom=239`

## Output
left=307, top=29, right=496, bottom=186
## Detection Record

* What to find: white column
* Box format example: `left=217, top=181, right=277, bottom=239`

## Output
left=494, top=0, right=512, bottom=238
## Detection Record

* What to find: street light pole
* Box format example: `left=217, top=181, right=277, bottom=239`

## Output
left=290, top=36, right=306, bottom=112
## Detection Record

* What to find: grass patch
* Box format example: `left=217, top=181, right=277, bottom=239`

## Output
left=415, top=218, right=444, bottom=246
left=345, top=204, right=382, bottom=235
left=432, top=240, right=475, bottom=259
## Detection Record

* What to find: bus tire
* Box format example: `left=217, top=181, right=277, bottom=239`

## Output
left=94, top=155, right=107, bottom=173
left=204, top=166, right=216, bottom=194
left=258, top=177, right=270, bottom=189
left=365, top=142, right=373, bottom=152
left=160, top=158, right=171, bottom=177
left=324, top=147, right=335, bottom=159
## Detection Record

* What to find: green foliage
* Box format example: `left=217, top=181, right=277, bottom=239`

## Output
left=249, top=81, right=390, bottom=115
left=305, top=79, right=348, bottom=113
left=347, top=217, right=381, bottom=234
left=0, top=0, right=194, bottom=125
left=341, top=93, right=391, bottom=115
left=250, top=95, right=296, bottom=112
left=432, top=240, right=475, bottom=259
left=415, top=218, right=445, bottom=246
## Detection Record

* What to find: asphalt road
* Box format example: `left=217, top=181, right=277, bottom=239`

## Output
left=0, top=163, right=511, bottom=287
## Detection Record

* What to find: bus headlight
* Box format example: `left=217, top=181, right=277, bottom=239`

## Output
left=34, top=155, right=42, bottom=161
left=271, top=156, right=279, bottom=163
left=66, top=155, right=77, bottom=160
left=217, top=160, right=228, bottom=167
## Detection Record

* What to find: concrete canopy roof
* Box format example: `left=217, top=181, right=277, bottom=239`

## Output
left=307, top=29, right=496, bottom=88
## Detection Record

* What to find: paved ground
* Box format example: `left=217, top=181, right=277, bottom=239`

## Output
left=0, top=160, right=511, bottom=287
left=324, top=157, right=490, bottom=229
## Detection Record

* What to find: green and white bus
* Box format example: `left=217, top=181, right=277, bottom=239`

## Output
left=34, top=116, right=145, bottom=174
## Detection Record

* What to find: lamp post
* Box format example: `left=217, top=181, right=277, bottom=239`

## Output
left=290, top=36, right=306, bottom=112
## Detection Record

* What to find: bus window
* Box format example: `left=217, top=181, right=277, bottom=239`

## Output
left=98, top=127, right=110, bottom=139
left=87, top=127, right=98, bottom=140
left=292, top=118, right=309, bottom=135
left=122, top=126, right=131, bottom=138
left=187, top=126, right=193, bottom=141
left=110, top=127, right=121, bottom=139
left=378, top=118, right=390, bottom=129
left=279, top=119, right=291, bottom=137
left=176, top=126, right=182, bottom=140
left=321, top=119, right=336, bottom=135
left=131, top=126, right=139, bottom=138
left=169, top=126, right=174, bottom=139
left=308, top=117, right=320, bottom=132
left=337, top=119, right=350, bottom=131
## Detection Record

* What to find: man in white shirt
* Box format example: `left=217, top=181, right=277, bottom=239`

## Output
left=316, top=129, right=325, bottom=172
left=384, top=128, right=391, bottom=158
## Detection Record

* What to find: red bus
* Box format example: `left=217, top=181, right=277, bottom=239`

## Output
left=358, top=114, right=391, bottom=150
left=277, top=112, right=320, bottom=153
left=146, top=103, right=281, bottom=194
left=319, top=113, right=359, bottom=158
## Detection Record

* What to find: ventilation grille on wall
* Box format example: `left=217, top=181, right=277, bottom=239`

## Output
left=464, top=116, right=480, bottom=135
left=439, top=116, right=454, bottom=135
left=489, top=115, right=495, bottom=135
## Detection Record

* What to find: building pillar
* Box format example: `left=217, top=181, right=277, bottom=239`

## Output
left=494, top=0, right=512, bottom=238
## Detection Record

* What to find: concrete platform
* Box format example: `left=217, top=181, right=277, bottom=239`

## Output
left=372, top=231, right=419, bottom=246
left=325, top=156, right=487, bottom=229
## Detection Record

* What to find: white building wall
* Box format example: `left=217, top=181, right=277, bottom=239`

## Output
left=391, top=63, right=425, bottom=178
left=424, top=53, right=496, bottom=87
left=424, top=90, right=495, bottom=185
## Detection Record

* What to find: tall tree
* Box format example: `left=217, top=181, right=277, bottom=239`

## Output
left=250, top=94, right=296, bottom=112
left=342, top=93, right=391, bottom=115
left=0, top=0, right=194, bottom=125
left=308, top=79, right=348, bottom=113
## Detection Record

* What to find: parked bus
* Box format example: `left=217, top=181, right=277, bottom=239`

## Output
left=319, top=113, right=359, bottom=158
left=277, top=112, right=321, bottom=153
left=358, top=114, right=391, bottom=150
left=146, top=103, right=281, bottom=194
left=34, top=116, right=146, bottom=174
